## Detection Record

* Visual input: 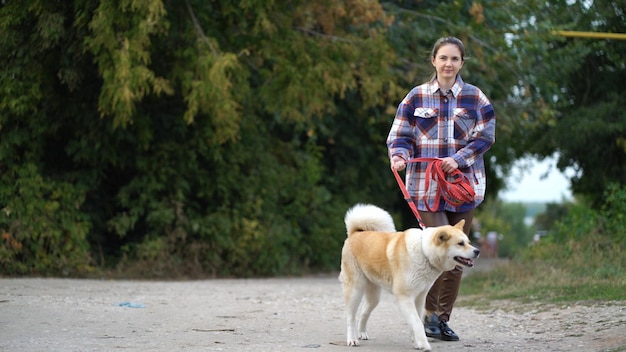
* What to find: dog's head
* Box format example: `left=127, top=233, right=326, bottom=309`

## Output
left=427, top=220, right=480, bottom=271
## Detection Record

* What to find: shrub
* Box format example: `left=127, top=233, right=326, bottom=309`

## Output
left=0, top=164, right=93, bottom=276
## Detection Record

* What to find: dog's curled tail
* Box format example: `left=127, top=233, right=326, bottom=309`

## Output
left=344, top=203, right=396, bottom=236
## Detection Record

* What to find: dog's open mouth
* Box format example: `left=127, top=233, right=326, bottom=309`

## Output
left=454, top=256, right=475, bottom=267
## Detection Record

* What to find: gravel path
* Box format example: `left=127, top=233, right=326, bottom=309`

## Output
left=1, top=262, right=625, bottom=352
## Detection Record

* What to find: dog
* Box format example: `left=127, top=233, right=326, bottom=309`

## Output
left=339, top=203, right=479, bottom=351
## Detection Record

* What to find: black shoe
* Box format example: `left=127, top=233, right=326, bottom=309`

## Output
left=424, top=313, right=441, bottom=338
left=439, top=320, right=460, bottom=341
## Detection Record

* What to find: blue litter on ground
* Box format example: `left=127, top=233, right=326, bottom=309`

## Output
left=117, top=302, right=145, bottom=308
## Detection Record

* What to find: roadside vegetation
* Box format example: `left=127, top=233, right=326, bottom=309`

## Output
left=462, top=184, right=626, bottom=303
left=1, top=1, right=625, bottom=280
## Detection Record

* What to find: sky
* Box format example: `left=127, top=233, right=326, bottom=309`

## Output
left=500, top=155, right=574, bottom=203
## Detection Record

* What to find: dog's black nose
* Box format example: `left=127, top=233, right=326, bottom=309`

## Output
left=474, top=249, right=480, bottom=257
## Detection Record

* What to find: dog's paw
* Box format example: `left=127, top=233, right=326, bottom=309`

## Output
left=411, top=335, right=431, bottom=351
left=412, top=340, right=431, bottom=351
left=358, top=332, right=370, bottom=340
left=347, top=339, right=360, bottom=347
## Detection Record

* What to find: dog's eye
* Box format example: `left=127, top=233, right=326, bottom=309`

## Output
left=458, top=241, right=464, bottom=246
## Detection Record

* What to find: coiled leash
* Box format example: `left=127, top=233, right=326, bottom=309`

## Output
left=391, top=157, right=475, bottom=229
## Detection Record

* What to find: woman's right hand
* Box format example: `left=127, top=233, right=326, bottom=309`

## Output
left=391, top=155, right=407, bottom=171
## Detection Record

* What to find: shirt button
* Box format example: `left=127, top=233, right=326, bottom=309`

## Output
left=444, top=98, right=448, bottom=103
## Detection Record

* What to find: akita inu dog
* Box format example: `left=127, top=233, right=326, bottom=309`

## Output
left=339, top=204, right=479, bottom=351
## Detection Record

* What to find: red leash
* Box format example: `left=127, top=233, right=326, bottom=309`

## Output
left=392, top=157, right=475, bottom=229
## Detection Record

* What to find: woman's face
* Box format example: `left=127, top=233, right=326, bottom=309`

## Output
left=431, top=43, right=464, bottom=81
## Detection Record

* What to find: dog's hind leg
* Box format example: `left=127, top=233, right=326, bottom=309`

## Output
left=357, top=282, right=381, bottom=340
left=342, top=281, right=364, bottom=346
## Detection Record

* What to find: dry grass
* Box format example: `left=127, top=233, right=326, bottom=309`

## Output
left=460, top=235, right=626, bottom=304
left=461, top=253, right=626, bottom=303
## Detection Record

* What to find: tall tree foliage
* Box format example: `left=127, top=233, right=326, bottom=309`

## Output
left=0, top=0, right=396, bottom=276
left=2, top=0, right=622, bottom=276
left=499, top=0, right=626, bottom=206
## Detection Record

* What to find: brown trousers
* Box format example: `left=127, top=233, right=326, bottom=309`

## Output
left=418, top=209, right=474, bottom=323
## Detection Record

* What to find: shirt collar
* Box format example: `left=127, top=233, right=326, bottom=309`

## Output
left=428, top=75, right=464, bottom=97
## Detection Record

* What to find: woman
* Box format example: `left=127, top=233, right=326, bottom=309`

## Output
left=386, top=36, right=496, bottom=341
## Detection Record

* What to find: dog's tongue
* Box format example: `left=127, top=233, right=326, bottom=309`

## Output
left=455, top=257, right=475, bottom=267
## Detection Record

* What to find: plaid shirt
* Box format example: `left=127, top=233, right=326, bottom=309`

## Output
left=387, top=76, right=496, bottom=212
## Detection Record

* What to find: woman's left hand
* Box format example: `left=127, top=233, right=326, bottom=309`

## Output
left=440, top=157, right=459, bottom=173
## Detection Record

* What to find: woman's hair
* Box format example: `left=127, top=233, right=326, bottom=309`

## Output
left=430, top=36, right=466, bottom=60
left=428, top=36, right=466, bottom=82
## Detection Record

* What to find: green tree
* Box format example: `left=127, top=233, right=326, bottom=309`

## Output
left=476, top=200, right=532, bottom=258
left=3, top=0, right=620, bottom=277
left=501, top=0, right=626, bottom=206
left=0, top=0, right=398, bottom=276
left=534, top=202, right=573, bottom=232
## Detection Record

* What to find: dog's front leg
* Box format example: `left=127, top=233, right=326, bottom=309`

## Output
left=396, top=295, right=431, bottom=351
left=414, top=292, right=427, bottom=326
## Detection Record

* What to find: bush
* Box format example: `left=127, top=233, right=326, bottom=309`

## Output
left=0, top=164, right=93, bottom=276
left=462, top=184, right=626, bottom=302
left=526, top=183, right=626, bottom=266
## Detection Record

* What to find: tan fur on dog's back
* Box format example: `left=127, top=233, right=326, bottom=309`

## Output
left=339, top=203, right=479, bottom=350
left=342, top=230, right=404, bottom=286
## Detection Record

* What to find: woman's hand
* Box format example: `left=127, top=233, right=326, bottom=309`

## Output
left=440, top=157, right=459, bottom=173
left=391, top=155, right=407, bottom=171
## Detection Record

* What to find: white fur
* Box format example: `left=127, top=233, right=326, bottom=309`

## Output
left=344, top=203, right=396, bottom=234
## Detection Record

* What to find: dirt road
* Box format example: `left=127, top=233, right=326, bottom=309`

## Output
left=1, top=265, right=625, bottom=351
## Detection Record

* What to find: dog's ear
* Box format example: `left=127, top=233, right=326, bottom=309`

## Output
left=437, top=231, right=451, bottom=245
left=453, top=219, right=465, bottom=231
